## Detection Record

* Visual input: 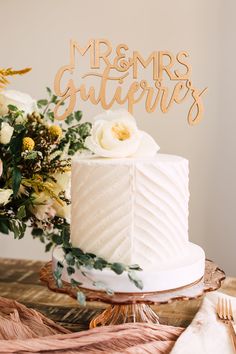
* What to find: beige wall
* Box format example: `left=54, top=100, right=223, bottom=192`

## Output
left=0, top=0, right=235, bottom=274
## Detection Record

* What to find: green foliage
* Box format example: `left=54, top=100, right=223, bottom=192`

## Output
left=16, top=205, right=26, bottom=219
left=52, top=242, right=143, bottom=303
left=12, top=167, right=22, bottom=196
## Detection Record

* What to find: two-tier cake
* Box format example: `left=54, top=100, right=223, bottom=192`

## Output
left=52, top=110, right=205, bottom=292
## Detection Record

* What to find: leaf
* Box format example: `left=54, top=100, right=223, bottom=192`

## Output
left=51, top=95, right=58, bottom=104
left=111, top=262, right=126, bottom=275
left=7, top=104, right=18, bottom=111
left=52, top=234, right=63, bottom=245
left=12, top=167, right=22, bottom=196
left=53, top=262, right=63, bottom=288
left=46, top=87, right=52, bottom=96
left=77, top=291, right=86, bottom=306
left=128, top=270, right=143, bottom=290
left=65, top=114, right=74, bottom=125
left=45, top=242, right=53, bottom=252
left=74, top=111, right=83, bottom=122
left=67, top=266, right=75, bottom=276
left=94, top=258, right=107, bottom=270
left=9, top=219, right=26, bottom=239
left=31, top=228, right=43, bottom=236
left=70, top=278, right=82, bottom=287
left=65, top=252, right=75, bottom=266
left=129, top=264, right=143, bottom=271
left=16, top=205, right=26, bottom=219
left=0, top=220, right=9, bottom=234
left=10, top=130, right=25, bottom=155
left=106, top=288, right=114, bottom=296
left=37, top=99, right=48, bottom=108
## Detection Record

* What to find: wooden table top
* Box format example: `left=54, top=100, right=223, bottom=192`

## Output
left=0, top=258, right=233, bottom=332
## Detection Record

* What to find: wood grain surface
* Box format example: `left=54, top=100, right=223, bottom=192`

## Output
left=0, top=258, right=233, bottom=332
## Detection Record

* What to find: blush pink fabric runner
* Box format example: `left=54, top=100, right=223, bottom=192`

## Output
left=0, top=296, right=184, bottom=353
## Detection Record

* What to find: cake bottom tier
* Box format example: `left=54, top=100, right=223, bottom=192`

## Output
left=52, top=243, right=205, bottom=293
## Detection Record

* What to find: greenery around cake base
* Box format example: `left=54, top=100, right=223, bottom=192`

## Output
left=53, top=226, right=143, bottom=305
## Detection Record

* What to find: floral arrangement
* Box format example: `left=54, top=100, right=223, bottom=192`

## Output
left=0, top=67, right=91, bottom=246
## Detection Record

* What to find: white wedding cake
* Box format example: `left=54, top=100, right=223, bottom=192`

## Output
left=52, top=110, right=205, bottom=292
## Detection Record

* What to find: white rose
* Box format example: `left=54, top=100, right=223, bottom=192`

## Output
left=85, top=110, right=160, bottom=158
left=0, top=189, right=13, bottom=205
left=0, top=90, right=37, bottom=117
left=0, top=122, right=14, bottom=144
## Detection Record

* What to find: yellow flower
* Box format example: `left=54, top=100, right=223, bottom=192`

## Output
left=22, top=137, right=35, bottom=151
left=49, top=125, right=63, bottom=139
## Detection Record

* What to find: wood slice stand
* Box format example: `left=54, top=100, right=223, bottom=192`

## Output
left=40, top=260, right=225, bottom=328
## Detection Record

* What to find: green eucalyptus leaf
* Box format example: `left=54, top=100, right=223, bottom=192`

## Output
left=128, top=270, right=143, bottom=290
left=77, top=291, right=86, bottom=306
left=111, top=262, right=126, bottom=275
left=71, top=278, right=82, bottom=287
left=52, top=234, right=63, bottom=245
left=106, top=288, right=114, bottom=296
left=67, top=266, right=75, bottom=276
left=94, top=258, right=107, bottom=270
left=65, top=252, right=75, bottom=266
left=45, top=242, right=53, bottom=252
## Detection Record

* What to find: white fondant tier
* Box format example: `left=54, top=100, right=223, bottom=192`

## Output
left=71, top=154, right=190, bottom=269
left=52, top=243, right=205, bottom=292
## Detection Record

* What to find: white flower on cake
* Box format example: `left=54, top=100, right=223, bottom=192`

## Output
left=85, top=110, right=160, bottom=158
left=0, top=90, right=37, bottom=119
left=0, top=122, right=14, bottom=145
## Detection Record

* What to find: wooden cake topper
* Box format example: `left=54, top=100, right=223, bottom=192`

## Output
left=54, top=39, right=207, bottom=125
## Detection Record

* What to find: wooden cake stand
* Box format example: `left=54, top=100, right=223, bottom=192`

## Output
left=40, top=260, right=225, bottom=328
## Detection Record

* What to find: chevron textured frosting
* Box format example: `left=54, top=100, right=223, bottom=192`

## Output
left=71, top=154, right=190, bottom=269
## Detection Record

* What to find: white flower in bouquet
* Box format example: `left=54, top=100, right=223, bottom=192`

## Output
left=0, top=122, right=14, bottom=144
left=0, top=189, right=13, bottom=205
left=85, top=110, right=159, bottom=158
left=0, top=90, right=37, bottom=119
left=52, top=171, right=71, bottom=199
left=50, top=171, right=71, bottom=221
left=30, top=192, right=56, bottom=221
left=53, top=200, right=70, bottom=221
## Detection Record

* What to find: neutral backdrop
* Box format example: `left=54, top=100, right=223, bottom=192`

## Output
left=0, top=0, right=235, bottom=275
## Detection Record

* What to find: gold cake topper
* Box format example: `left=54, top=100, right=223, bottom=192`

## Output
left=54, top=39, right=207, bottom=125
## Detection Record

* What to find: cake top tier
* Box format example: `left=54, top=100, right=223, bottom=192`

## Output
left=84, top=109, right=160, bottom=159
